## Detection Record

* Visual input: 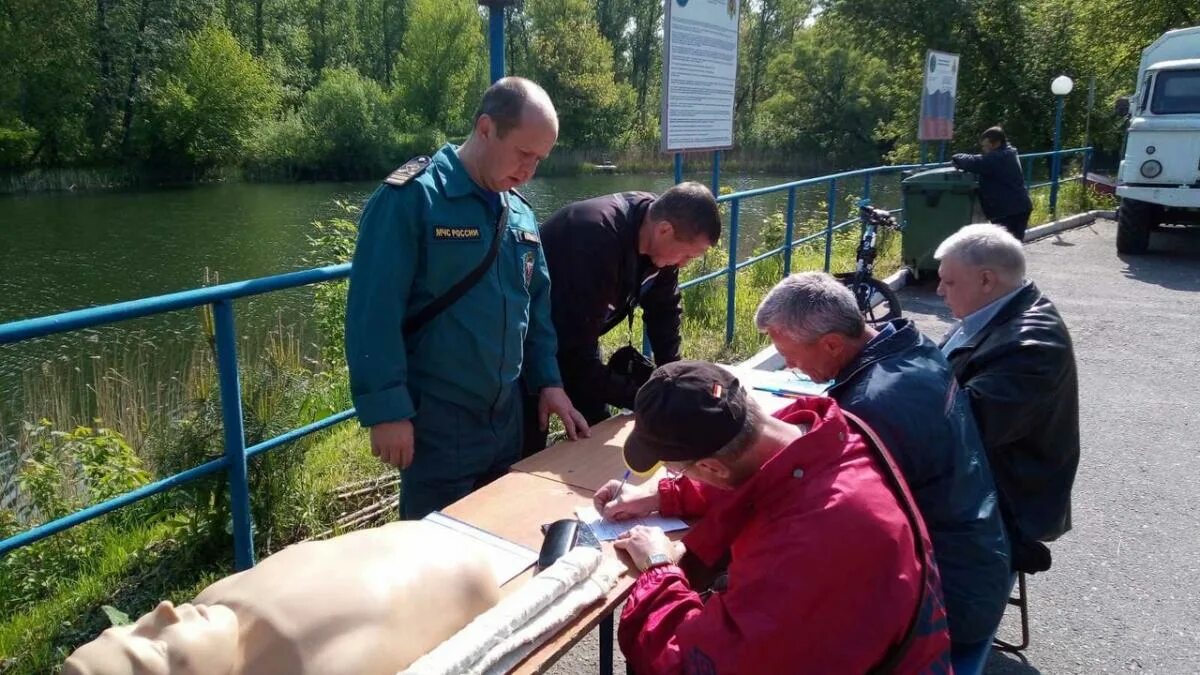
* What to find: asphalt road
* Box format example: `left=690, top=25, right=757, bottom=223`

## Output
left=549, top=219, right=1200, bottom=675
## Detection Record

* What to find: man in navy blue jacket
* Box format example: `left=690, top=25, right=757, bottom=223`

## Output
left=952, top=126, right=1034, bottom=240
left=756, top=272, right=1011, bottom=653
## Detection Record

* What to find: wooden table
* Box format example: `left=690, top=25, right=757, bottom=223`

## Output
left=512, top=414, right=650, bottom=493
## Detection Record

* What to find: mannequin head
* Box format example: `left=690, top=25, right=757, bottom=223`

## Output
left=62, top=601, right=239, bottom=675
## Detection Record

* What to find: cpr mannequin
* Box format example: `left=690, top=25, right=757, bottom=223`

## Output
left=62, top=521, right=501, bottom=675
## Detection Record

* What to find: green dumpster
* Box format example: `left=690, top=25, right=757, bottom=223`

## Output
left=900, top=167, right=980, bottom=278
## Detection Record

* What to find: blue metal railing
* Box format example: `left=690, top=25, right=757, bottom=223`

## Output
left=0, top=146, right=1091, bottom=568
left=0, top=264, right=351, bottom=569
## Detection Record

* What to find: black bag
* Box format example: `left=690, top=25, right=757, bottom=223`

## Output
left=607, top=344, right=655, bottom=387
left=606, top=308, right=656, bottom=409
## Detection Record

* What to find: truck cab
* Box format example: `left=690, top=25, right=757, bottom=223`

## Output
left=1116, top=27, right=1200, bottom=254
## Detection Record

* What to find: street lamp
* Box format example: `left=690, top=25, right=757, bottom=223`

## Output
left=479, top=0, right=520, bottom=83
left=1049, top=75, right=1074, bottom=221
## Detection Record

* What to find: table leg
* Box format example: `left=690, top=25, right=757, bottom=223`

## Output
left=599, top=613, right=614, bottom=675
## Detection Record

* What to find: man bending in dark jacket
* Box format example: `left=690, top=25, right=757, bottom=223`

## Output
left=935, top=223, right=1080, bottom=573
left=952, top=126, right=1034, bottom=240
left=524, top=182, right=720, bottom=453
left=755, top=271, right=1011, bottom=653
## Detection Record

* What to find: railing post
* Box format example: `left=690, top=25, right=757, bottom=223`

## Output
left=863, top=173, right=873, bottom=203
left=824, top=179, right=837, bottom=272
left=711, top=150, right=721, bottom=196
left=1050, top=96, right=1065, bottom=221
left=1024, top=156, right=1033, bottom=187
left=725, top=200, right=740, bottom=345
left=783, top=187, right=796, bottom=276
left=1082, top=147, right=1092, bottom=189
left=486, top=2, right=506, bottom=84
left=674, top=153, right=683, bottom=185
left=213, top=300, right=255, bottom=570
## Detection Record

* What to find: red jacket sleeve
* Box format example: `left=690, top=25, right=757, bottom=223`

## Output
left=658, top=477, right=737, bottom=566
left=620, top=557, right=807, bottom=674
left=657, top=477, right=721, bottom=518
left=618, top=565, right=702, bottom=675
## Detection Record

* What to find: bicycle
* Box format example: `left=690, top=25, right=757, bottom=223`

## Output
left=835, top=199, right=903, bottom=327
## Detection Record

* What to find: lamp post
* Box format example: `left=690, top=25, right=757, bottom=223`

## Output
left=1049, top=75, right=1074, bottom=221
left=479, top=0, right=519, bottom=83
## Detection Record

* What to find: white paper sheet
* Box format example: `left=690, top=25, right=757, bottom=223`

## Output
left=573, top=505, right=689, bottom=542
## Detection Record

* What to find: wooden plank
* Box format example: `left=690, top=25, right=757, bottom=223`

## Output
left=511, top=415, right=649, bottom=493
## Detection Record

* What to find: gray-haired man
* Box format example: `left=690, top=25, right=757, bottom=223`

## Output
left=755, top=271, right=1010, bottom=650
left=935, top=223, right=1080, bottom=573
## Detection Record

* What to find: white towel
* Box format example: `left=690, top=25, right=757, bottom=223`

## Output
left=475, top=557, right=622, bottom=675
left=401, top=548, right=619, bottom=675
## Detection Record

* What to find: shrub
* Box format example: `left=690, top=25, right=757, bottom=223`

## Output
left=0, top=422, right=149, bottom=615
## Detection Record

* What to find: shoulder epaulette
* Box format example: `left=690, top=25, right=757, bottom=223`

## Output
left=384, top=156, right=431, bottom=187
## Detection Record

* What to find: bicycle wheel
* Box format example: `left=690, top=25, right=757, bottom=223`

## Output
left=843, top=276, right=902, bottom=326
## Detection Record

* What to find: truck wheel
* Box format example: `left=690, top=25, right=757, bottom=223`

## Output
left=1117, top=198, right=1154, bottom=254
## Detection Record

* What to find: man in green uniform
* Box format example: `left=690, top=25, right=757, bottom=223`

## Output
left=345, top=77, right=588, bottom=520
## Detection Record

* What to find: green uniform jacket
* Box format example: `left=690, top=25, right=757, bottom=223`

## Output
left=345, top=144, right=562, bottom=426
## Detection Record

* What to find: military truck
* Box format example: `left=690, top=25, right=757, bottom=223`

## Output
left=1115, top=26, right=1200, bottom=254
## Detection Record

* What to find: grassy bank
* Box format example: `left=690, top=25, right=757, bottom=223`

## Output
left=1029, top=179, right=1117, bottom=226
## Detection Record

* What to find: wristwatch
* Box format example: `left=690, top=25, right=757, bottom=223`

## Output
left=644, top=552, right=672, bottom=571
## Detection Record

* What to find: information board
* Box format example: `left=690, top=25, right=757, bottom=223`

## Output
left=918, top=50, right=960, bottom=141
left=661, top=0, right=741, bottom=152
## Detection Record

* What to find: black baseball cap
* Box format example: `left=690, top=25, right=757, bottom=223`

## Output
left=623, top=360, right=750, bottom=473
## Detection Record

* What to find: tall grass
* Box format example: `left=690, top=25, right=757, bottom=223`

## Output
left=0, top=310, right=383, bottom=673
left=1029, top=178, right=1117, bottom=226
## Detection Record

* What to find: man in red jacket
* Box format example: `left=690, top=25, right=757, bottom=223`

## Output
left=596, top=361, right=952, bottom=674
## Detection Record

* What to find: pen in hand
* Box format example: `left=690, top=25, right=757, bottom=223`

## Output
left=615, top=468, right=632, bottom=497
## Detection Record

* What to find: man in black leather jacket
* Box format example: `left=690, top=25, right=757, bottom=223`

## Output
left=523, top=182, right=720, bottom=453
left=951, top=127, right=1034, bottom=240
left=935, top=224, right=1080, bottom=573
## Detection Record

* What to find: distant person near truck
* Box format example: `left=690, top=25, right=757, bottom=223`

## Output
left=951, top=126, right=1034, bottom=241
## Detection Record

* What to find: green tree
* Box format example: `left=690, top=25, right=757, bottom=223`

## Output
left=301, top=66, right=396, bottom=176
left=394, top=0, right=486, bottom=132
left=595, top=0, right=636, bottom=81
left=0, top=0, right=94, bottom=166
left=761, top=29, right=892, bottom=164
left=138, top=24, right=279, bottom=169
left=737, top=0, right=813, bottom=143
left=628, top=0, right=664, bottom=134
left=526, top=0, right=634, bottom=148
